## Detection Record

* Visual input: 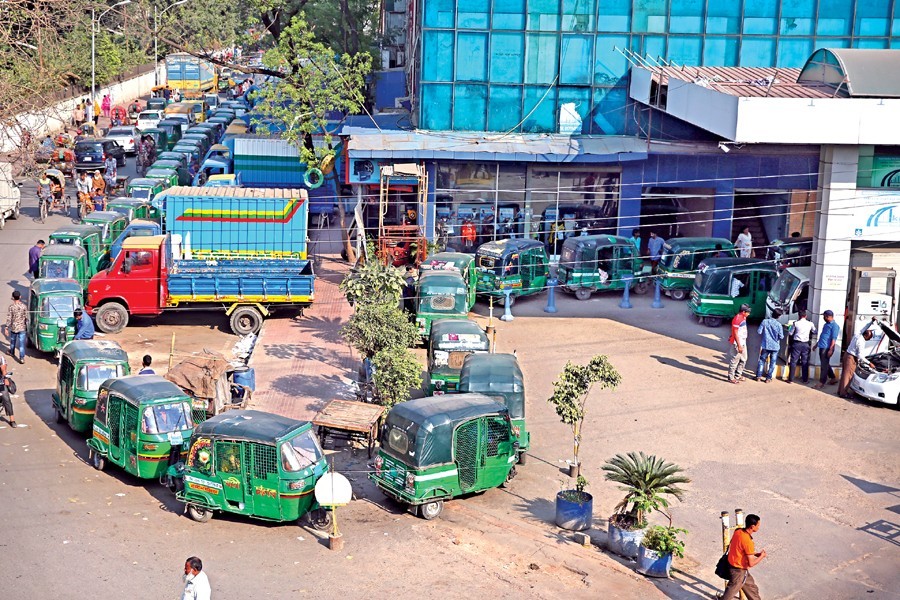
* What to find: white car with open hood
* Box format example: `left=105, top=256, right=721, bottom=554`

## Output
left=851, top=322, right=900, bottom=405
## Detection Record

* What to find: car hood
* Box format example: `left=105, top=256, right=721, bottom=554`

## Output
left=879, top=322, right=900, bottom=346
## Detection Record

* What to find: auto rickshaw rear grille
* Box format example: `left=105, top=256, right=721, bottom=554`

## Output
left=455, top=420, right=478, bottom=491
left=430, top=295, right=454, bottom=310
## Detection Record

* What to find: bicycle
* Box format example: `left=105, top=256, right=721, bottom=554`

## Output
left=37, top=188, right=49, bottom=224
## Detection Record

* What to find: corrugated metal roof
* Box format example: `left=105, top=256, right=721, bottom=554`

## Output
left=798, top=48, right=900, bottom=98
left=653, top=66, right=835, bottom=99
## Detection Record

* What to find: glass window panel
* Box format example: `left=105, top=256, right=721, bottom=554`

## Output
left=527, top=0, right=561, bottom=31
left=855, top=0, right=891, bottom=37
left=596, top=0, right=631, bottom=32
left=706, top=2, right=741, bottom=34
left=780, top=0, right=815, bottom=35
left=421, top=84, right=453, bottom=130
left=490, top=33, right=525, bottom=83
left=522, top=86, right=558, bottom=133
left=632, top=0, right=667, bottom=33
left=560, top=35, right=594, bottom=84
left=817, top=0, right=853, bottom=36
left=594, top=34, right=629, bottom=84
left=702, top=37, right=739, bottom=66
left=558, top=87, right=590, bottom=134
left=739, top=38, right=776, bottom=67
left=743, top=0, right=777, bottom=35
left=892, top=39, right=900, bottom=49
left=562, top=0, right=595, bottom=31
left=458, top=0, right=489, bottom=29
left=488, top=86, right=524, bottom=131
left=856, top=39, right=889, bottom=49
left=815, top=37, right=850, bottom=48
left=456, top=32, right=489, bottom=82
left=422, top=31, right=455, bottom=81
left=776, top=38, right=814, bottom=67
left=670, top=0, right=704, bottom=34
left=453, top=84, right=488, bottom=130
left=424, top=0, right=455, bottom=29
left=525, top=33, right=559, bottom=84
left=642, top=35, right=667, bottom=61
left=494, top=0, right=526, bottom=29
left=668, top=36, right=702, bottom=65
left=589, top=86, right=627, bottom=135
left=894, top=3, right=900, bottom=36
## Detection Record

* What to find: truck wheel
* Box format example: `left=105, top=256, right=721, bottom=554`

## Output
left=186, top=504, right=212, bottom=523
left=419, top=500, right=443, bottom=520
left=95, top=302, right=129, bottom=334
left=704, top=316, right=723, bottom=328
left=575, top=288, right=592, bottom=301
left=230, top=306, right=263, bottom=336
left=670, top=289, right=687, bottom=301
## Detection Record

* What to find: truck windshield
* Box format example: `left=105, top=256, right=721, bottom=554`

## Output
left=41, top=259, right=74, bottom=279
left=141, top=402, right=193, bottom=434
left=281, top=430, right=323, bottom=472
left=770, top=271, right=801, bottom=305
left=42, top=296, right=79, bottom=319
left=77, top=363, right=126, bottom=391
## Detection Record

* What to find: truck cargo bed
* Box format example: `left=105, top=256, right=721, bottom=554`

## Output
left=167, top=259, right=314, bottom=304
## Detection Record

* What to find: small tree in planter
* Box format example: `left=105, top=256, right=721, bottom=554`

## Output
left=602, top=452, right=690, bottom=559
left=638, top=525, right=688, bottom=578
left=555, top=475, right=593, bottom=531
left=547, top=354, right=621, bottom=477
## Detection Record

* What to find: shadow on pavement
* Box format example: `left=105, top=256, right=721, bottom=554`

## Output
left=652, top=568, right=721, bottom=600
left=651, top=354, right=725, bottom=381
left=857, top=519, right=900, bottom=547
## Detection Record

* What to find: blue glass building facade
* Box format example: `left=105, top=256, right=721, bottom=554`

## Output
left=418, top=0, right=900, bottom=133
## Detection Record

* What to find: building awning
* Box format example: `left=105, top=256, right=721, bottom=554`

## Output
left=342, top=128, right=648, bottom=163
left=798, top=49, right=900, bottom=98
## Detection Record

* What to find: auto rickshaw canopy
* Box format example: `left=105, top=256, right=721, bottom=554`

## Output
left=418, top=271, right=469, bottom=311
left=422, top=252, right=474, bottom=272
left=60, top=339, right=128, bottom=365
left=694, top=258, right=776, bottom=295
left=51, top=224, right=103, bottom=241
left=103, top=375, right=191, bottom=407
left=193, top=409, right=310, bottom=445
left=383, top=394, right=508, bottom=468
left=459, top=353, right=525, bottom=419
left=477, top=238, right=544, bottom=262
left=660, top=237, right=734, bottom=270
left=429, top=319, right=490, bottom=351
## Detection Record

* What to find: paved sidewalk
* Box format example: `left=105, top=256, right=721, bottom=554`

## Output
left=249, top=225, right=359, bottom=420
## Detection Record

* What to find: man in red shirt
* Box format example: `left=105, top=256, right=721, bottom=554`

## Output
left=727, top=304, right=751, bottom=383
left=723, top=513, right=766, bottom=599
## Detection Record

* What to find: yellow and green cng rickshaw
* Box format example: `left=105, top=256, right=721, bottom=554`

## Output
left=53, top=340, right=130, bottom=433
left=26, top=278, right=81, bottom=354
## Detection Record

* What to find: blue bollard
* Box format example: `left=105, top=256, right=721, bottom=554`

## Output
left=500, top=289, right=515, bottom=321
left=544, top=277, right=559, bottom=313
left=651, top=278, right=664, bottom=309
left=619, top=274, right=633, bottom=309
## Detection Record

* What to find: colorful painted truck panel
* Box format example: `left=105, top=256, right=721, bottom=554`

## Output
left=165, top=53, right=216, bottom=93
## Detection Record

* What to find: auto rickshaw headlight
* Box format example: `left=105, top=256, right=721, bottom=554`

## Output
left=288, top=479, right=304, bottom=490
left=73, top=397, right=88, bottom=406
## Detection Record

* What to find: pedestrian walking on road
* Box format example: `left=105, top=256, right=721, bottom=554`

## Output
left=73, top=309, right=95, bottom=340
left=101, top=94, right=111, bottom=118
left=838, top=317, right=877, bottom=398
left=139, top=355, right=155, bottom=375
left=722, top=513, right=766, bottom=600
left=756, top=309, right=784, bottom=382
left=182, top=556, right=211, bottom=600
left=728, top=303, right=752, bottom=383
left=5, top=291, right=27, bottom=365
left=92, top=99, right=101, bottom=124
left=814, top=310, right=840, bottom=389
left=0, top=354, right=16, bottom=428
left=402, top=266, right=417, bottom=316
left=28, top=240, right=45, bottom=279
left=787, top=309, right=816, bottom=384
left=735, top=227, right=753, bottom=258
left=648, top=231, right=666, bottom=275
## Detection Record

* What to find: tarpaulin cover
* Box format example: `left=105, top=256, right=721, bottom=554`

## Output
left=166, top=350, right=232, bottom=414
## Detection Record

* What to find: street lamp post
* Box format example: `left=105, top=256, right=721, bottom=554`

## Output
left=91, top=0, right=132, bottom=106
left=154, top=0, right=190, bottom=86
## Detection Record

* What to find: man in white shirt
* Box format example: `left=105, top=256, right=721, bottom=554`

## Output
left=730, top=276, right=745, bottom=298
left=735, top=227, right=753, bottom=258
left=182, top=556, right=211, bottom=600
left=838, top=318, right=877, bottom=398
left=787, top=309, right=816, bottom=384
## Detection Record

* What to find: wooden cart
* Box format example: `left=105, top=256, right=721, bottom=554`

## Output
left=313, top=400, right=385, bottom=458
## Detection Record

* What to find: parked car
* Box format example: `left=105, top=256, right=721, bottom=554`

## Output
left=136, top=110, right=164, bottom=131
left=850, top=322, right=900, bottom=406
left=104, top=126, right=139, bottom=154
left=74, top=139, right=126, bottom=170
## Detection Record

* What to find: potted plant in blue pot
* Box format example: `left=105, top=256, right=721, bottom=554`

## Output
left=602, top=452, right=690, bottom=559
left=555, top=475, right=593, bottom=531
left=637, top=525, right=687, bottom=577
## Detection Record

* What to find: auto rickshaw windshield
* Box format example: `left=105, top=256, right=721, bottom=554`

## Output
left=770, top=270, right=802, bottom=305
left=78, top=363, right=126, bottom=391
left=41, top=260, right=75, bottom=279
left=559, top=244, right=579, bottom=267
left=43, top=296, right=79, bottom=319
left=131, top=188, right=151, bottom=200
left=477, top=254, right=501, bottom=275
left=280, top=430, right=323, bottom=472
left=141, top=402, right=193, bottom=434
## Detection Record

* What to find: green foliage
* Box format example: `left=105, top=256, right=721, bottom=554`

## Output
left=576, top=475, right=589, bottom=493
left=340, top=302, right=418, bottom=359
left=547, top=355, right=621, bottom=467
left=640, top=525, right=688, bottom=559
left=372, top=348, right=422, bottom=408
left=558, top=475, right=590, bottom=504
left=602, top=452, right=691, bottom=530
left=339, top=255, right=405, bottom=307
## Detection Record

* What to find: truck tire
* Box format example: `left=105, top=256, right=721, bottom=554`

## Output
left=230, top=306, right=263, bottom=336
left=95, top=302, right=129, bottom=334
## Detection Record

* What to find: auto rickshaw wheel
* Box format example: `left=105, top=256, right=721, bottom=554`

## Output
left=632, top=280, right=650, bottom=295
left=186, top=504, right=212, bottom=523
left=670, top=289, right=687, bottom=301
left=55, top=407, right=65, bottom=424
left=230, top=305, right=263, bottom=336
left=306, top=508, right=333, bottom=531
left=575, top=288, right=592, bottom=301
left=89, top=449, right=106, bottom=471
left=95, top=302, right=129, bottom=334
left=517, top=451, right=528, bottom=465
left=704, top=316, right=724, bottom=328
left=419, top=500, right=444, bottom=520
left=500, top=466, right=517, bottom=489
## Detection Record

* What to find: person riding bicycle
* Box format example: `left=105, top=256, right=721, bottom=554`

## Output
left=76, top=171, right=93, bottom=212
left=37, top=176, right=52, bottom=205
left=91, top=170, right=107, bottom=211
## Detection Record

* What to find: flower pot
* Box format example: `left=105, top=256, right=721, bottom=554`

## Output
left=555, top=491, right=593, bottom=531
left=607, top=521, right=645, bottom=558
left=637, top=545, right=673, bottom=578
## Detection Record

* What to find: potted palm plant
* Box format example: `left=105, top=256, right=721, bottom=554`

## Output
left=637, top=525, right=687, bottom=577
left=555, top=475, right=593, bottom=531
left=602, top=452, right=690, bottom=559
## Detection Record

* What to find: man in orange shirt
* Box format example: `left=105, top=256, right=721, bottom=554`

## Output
left=723, top=513, right=766, bottom=600
left=461, top=219, right=476, bottom=251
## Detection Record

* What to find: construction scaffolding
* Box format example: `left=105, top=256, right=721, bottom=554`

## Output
left=377, top=162, right=429, bottom=266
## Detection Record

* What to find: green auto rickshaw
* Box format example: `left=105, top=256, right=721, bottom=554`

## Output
left=415, top=270, right=471, bottom=339
left=143, top=167, right=179, bottom=190
left=458, top=352, right=529, bottom=462
left=557, top=235, right=648, bottom=300
left=475, top=239, right=549, bottom=304
left=87, top=375, right=195, bottom=478
left=687, top=258, right=778, bottom=327
left=26, top=279, right=81, bottom=353
left=49, top=224, right=105, bottom=276
left=38, top=243, right=90, bottom=289
left=371, top=394, right=518, bottom=520
left=426, top=319, right=490, bottom=395
left=53, top=340, right=130, bottom=433
left=126, top=177, right=168, bottom=203
left=420, top=252, right=477, bottom=309
left=658, top=237, right=736, bottom=301
left=106, top=197, right=153, bottom=222
left=150, top=159, right=191, bottom=186
left=81, top=211, right=127, bottom=255
left=139, top=128, right=169, bottom=153
left=169, top=409, right=332, bottom=528
left=170, top=141, right=203, bottom=164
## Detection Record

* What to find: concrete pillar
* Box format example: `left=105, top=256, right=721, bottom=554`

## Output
left=712, top=179, right=734, bottom=239
left=809, top=145, right=857, bottom=366
left=617, top=164, right=642, bottom=237
left=424, top=161, right=437, bottom=241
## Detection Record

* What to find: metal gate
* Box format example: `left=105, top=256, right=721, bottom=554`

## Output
left=455, top=420, right=479, bottom=492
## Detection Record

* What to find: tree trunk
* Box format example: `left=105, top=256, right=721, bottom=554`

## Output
left=339, top=0, right=361, bottom=55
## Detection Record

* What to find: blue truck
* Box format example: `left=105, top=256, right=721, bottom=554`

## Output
left=86, top=234, right=314, bottom=336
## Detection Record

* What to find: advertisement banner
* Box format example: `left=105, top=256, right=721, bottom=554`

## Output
left=869, top=156, right=900, bottom=188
